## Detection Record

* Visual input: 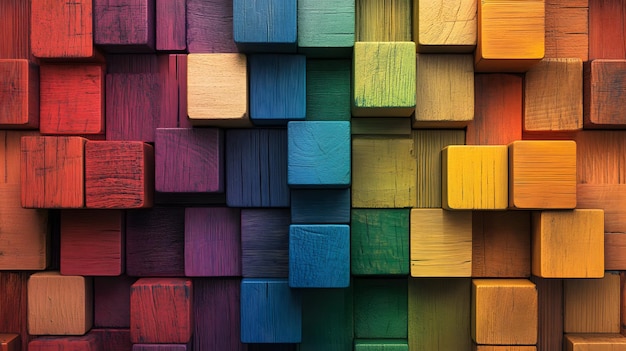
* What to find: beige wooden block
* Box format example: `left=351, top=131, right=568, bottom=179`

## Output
left=414, top=0, right=476, bottom=53
left=565, top=334, right=626, bottom=351
left=564, top=273, right=621, bottom=333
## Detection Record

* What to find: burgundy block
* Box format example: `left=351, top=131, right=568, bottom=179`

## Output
left=241, top=209, right=291, bottom=278
left=186, top=0, right=238, bottom=53
left=91, top=329, right=132, bottom=351
left=94, top=0, right=155, bottom=52
left=156, top=0, right=186, bottom=51
left=28, top=334, right=99, bottom=351
left=133, top=344, right=190, bottom=351
left=94, top=276, right=136, bottom=328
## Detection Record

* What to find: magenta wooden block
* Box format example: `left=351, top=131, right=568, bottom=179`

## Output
left=94, top=0, right=155, bottom=52
left=241, top=209, right=291, bottom=278
left=94, top=275, right=136, bottom=328
left=156, top=0, right=186, bottom=51
left=91, top=329, right=132, bottom=351
left=185, top=207, right=241, bottom=277
left=186, top=0, right=238, bottom=53
left=133, top=344, right=190, bottom=351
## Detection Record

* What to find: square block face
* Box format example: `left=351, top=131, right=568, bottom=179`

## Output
left=0, top=59, right=38, bottom=128
left=585, top=60, right=626, bottom=128
left=233, top=0, right=296, bottom=50
left=442, top=145, right=508, bottom=210
left=240, top=279, right=302, bottom=343
left=415, top=0, right=476, bottom=51
left=509, top=140, right=577, bottom=209
left=297, top=0, right=354, bottom=54
left=354, top=279, right=407, bottom=339
left=241, top=209, right=290, bottom=278
left=352, top=42, right=416, bottom=117
left=289, top=225, right=350, bottom=288
left=564, top=274, right=621, bottom=334
left=565, top=334, right=626, bottom=351
left=355, top=340, right=409, bottom=351
left=355, top=0, right=411, bottom=42
left=94, top=0, right=155, bottom=50
left=472, top=279, right=538, bottom=345
left=187, top=54, right=249, bottom=126
left=306, top=60, right=351, bottom=121
left=287, top=121, right=351, bottom=188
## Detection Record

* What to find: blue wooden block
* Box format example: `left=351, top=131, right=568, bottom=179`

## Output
left=290, top=189, right=350, bottom=224
left=289, top=225, right=350, bottom=288
left=240, top=278, right=302, bottom=343
left=249, top=55, right=306, bottom=125
left=233, top=0, right=297, bottom=52
left=225, top=129, right=290, bottom=207
left=241, top=209, right=291, bottom=278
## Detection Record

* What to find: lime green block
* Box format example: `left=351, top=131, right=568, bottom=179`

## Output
left=352, top=42, right=416, bottom=117
left=354, top=278, right=407, bottom=338
left=300, top=287, right=353, bottom=351
left=354, top=339, right=409, bottom=351
left=306, top=60, right=351, bottom=121
left=298, top=0, right=354, bottom=57
left=351, top=209, right=410, bottom=276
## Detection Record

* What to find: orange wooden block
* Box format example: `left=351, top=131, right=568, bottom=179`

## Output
left=605, top=233, right=626, bottom=271
left=577, top=184, right=626, bottom=234
left=0, top=0, right=30, bottom=59
left=473, top=346, right=535, bottom=351
left=0, top=131, right=38, bottom=184
left=575, top=131, right=626, bottom=185
left=589, top=0, right=626, bottom=60
left=0, top=59, right=39, bottom=128
left=531, top=276, right=563, bottom=351
left=565, top=334, right=626, bottom=351
left=0, top=334, right=19, bottom=351
left=584, top=60, right=626, bottom=128
left=545, top=0, right=588, bottom=61
left=564, top=273, right=620, bottom=333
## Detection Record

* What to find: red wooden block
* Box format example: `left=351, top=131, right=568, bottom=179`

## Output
left=0, top=272, right=30, bottom=351
left=85, top=141, right=154, bottom=209
left=0, top=59, right=39, bottom=128
left=589, top=0, right=626, bottom=60
left=186, top=0, right=238, bottom=53
left=130, top=278, right=193, bottom=344
left=94, top=0, right=155, bottom=52
left=28, top=334, right=99, bottom=351
left=95, top=276, right=135, bottom=328
left=91, top=329, right=132, bottom=351
left=40, top=64, right=105, bottom=135
left=1, top=131, right=39, bottom=184
left=156, top=0, right=186, bottom=51
left=0, top=0, right=30, bottom=59
left=0, top=334, right=19, bottom=351
left=21, top=136, right=86, bottom=208
left=584, top=60, right=626, bottom=128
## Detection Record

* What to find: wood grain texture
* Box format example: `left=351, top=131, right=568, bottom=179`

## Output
left=605, top=234, right=626, bottom=270
left=545, top=0, right=588, bottom=61
left=94, top=0, right=155, bottom=52
left=471, top=279, right=537, bottom=345
left=0, top=59, right=39, bottom=128
left=297, top=0, right=354, bottom=57
left=622, top=272, right=626, bottom=336
left=186, top=0, right=237, bottom=53
left=0, top=272, right=29, bottom=351
left=130, top=278, right=193, bottom=344
left=134, top=345, right=189, bottom=351
left=28, top=334, right=100, bottom=351
left=531, top=276, right=563, bottom=351
left=306, top=60, right=351, bottom=121
left=410, top=209, right=472, bottom=277
left=415, top=0, right=476, bottom=52
left=524, top=59, right=583, bottom=131
left=575, top=131, right=626, bottom=185
left=27, top=272, right=93, bottom=335
left=584, top=60, right=626, bottom=128
left=564, top=273, right=621, bottom=333
left=589, top=0, right=626, bottom=59
left=0, top=0, right=30, bottom=59
left=91, top=328, right=132, bottom=351
left=0, top=334, right=19, bottom=351
left=300, top=288, right=353, bottom=351
left=356, top=0, right=411, bottom=41
left=94, top=275, right=135, bottom=328
left=354, top=279, right=407, bottom=338
left=352, top=42, right=416, bottom=117
left=291, top=189, right=350, bottom=224
left=352, top=118, right=412, bottom=135
left=1, top=131, right=39, bottom=184
left=565, top=334, right=626, bottom=351
left=233, top=0, right=297, bottom=52
left=355, top=340, right=408, bottom=351
left=156, top=0, right=186, bottom=51
left=577, top=184, right=626, bottom=234
left=241, top=209, right=290, bottom=278
left=474, top=346, right=536, bottom=351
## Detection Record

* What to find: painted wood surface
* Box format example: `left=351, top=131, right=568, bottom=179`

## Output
left=0, top=272, right=29, bottom=351
left=297, top=0, right=354, bottom=57
left=352, top=118, right=412, bottom=136
left=565, top=334, right=626, bottom=351
left=156, top=0, right=186, bottom=51
left=1, top=131, right=39, bottom=184
left=355, top=340, right=408, bottom=351
left=545, top=0, right=588, bottom=61
left=94, top=276, right=135, bottom=328
left=186, top=0, right=237, bottom=53
left=306, top=60, right=351, bottom=121
left=564, top=273, right=621, bottom=333
left=233, top=0, right=297, bottom=52
left=605, top=233, right=626, bottom=270
left=94, top=0, right=155, bottom=52
left=28, top=334, right=100, bottom=351
left=531, top=276, right=563, bottom=351
left=300, top=288, right=353, bottom=351
left=291, top=189, right=350, bottom=224
left=577, top=184, right=626, bottom=234
left=0, top=334, right=19, bottom=351
left=91, top=328, right=132, bottom=351
left=474, top=346, right=536, bottom=351
left=241, top=209, right=290, bottom=278
left=0, top=0, right=30, bottom=59
left=589, top=0, right=626, bottom=59
left=0, top=59, right=39, bottom=128
left=575, top=131, right=626, bottom=185
left=584, top=59, right=626, bottom=128
left=354, top=279, right=407, bottom=339
left=414, top=0, right=476, bottom=52
left=134, top=344, right=190, bottom=351
left=355, top=0, right=411, bottom=41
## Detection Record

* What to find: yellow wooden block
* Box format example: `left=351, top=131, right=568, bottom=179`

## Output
left=410, top=209, right=472, bottom=277
left=564, top=273, right=620, bottom=334
left=532, top=209, right=604, bottom=278
left=187, top=53, right=250, bottom=127
left=356, top=0, right=411, bottom=42
left=352, top=136, right=416, bottom=208
left=509, top=140, right=576, bottom=209
left=472, top=279, right=537, bottom=345
left=442, top=145, right=508, bottom=210
left=414, top=0, right=477, bottom=52
left=476, top=0, right=545, bottom=72
left=414, top=54, right=474, bottom=127
left=565, top=334, right=626, bottom=351
left=474, top=346, right=536, bottom=351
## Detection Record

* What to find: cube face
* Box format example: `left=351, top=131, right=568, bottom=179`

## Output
left=354, top=279, right=407, bottom=339
left=584, top=60, right=626, bottom=128
left=355, top=0, right=411, bottom=42
left=233, top=0, right=297, bottom=51
left=415, top=0, right=476, bottom=51
left=241, top=209, right=290, bottom=278
left=94, top=0, right=155, bottom=50
left=564, top=274, right=620, bottom=334
left=306, top=60, right=351, bottom=121
left=297, top=0, right=354, bottom=54
left=0, top=59, right=38, bottom=128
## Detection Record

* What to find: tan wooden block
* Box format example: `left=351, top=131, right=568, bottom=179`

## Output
left=410, top=209, right=472, bottom=277
left=471, top=279, right=537, bottom=345
left=0, top=334, right=20, bottom=351
left=564, top=273, right=620, bottom=333
left=414, top=0, right=477, bottom=52
left=577, top=184, right=626, bottom=234
left=414, top=54, right=474, bottom=127
left=565, top=334, right=626, bottom=351
left=355, top=0, right=411, bottom=42
left=474, top=346, right=536, bottom=351
left=545, top=0, right=588, bottom=61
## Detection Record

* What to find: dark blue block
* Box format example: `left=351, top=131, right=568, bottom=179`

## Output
left=233, top=0, right=297, bottom=52
left=241, top=209, right=291, bottom=278
left=291, top=189, right=350, bottom=224
left=249, top=55, right=306, bottom=125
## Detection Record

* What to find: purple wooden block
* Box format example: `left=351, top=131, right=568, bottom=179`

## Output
left=95, top=275, right=136, bottom=328
left=185, top=207, right=241, bottom=277
left=241, top=209, right=291, bottom=278
left=91, top=329, right=132, bottom=351
left=126, top=207, right=185, bottom=276
left=156, top=0, right=186, bottom=51
left=133, top=344, right=190, bottom=351
left=155, top=128, right=224, bottom=193
left=187, top=0, right=238, bottom=53
left=94, top=0, right=156, bottom=52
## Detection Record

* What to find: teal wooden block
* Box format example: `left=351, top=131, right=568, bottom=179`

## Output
left=354, top=278, right=408, bottom=339
left=354, top=339, right=409, bottom=351
left=297, top=0, right=354, bottom=57
left=289, top=224, right=350, bottom=288
left=287, top=121, right=351, bottom=188
left=300, top=287, right=353, bottom=351
left=233, top=0, right=296, bottom=52
left=291, top=188, right=350, bottom=224
left=306, top=60, right=351, bottom=121
left=351, top=209, right=410, bottom=276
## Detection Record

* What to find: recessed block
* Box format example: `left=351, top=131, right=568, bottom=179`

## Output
left=575, top=131, right=626, bottom=185
left=91, top=329, right=132, bottom=351
left=0, top=0, right=31, bottom=59
left=355, top=0, right=411, bottom=41
left=28, top=334, right=99, bottom=351
left=0, top=272, right=29, bottom=351
left=584, top=60, right=626, bottom=128
left=297, top=0, right=354, bottom=57
left=134, top=344, right=190, bottom=351
left=354, top=279, right=407, bottom=339
left=532, top=276, right=563, bottom=351
left=0, top=334, right=19, bottom=351
left=241, top=209, right=290, bottom=278
left=414, top=0, right=476, bottom=52
left=186, top=0, right=237, bottom=53
left=545, top=0, right=588, bottom=61
left=300, top=288, right=353, bottom=351
left=565, top=334, right=626, bottom=351
left=474, top=346, right=536, bottom=351
left=1, top=131, right=38, bottom=184
left=589, top=0, right=626, bottom=60
left=156, top=0, right=186, bottom=51
left=352, top=42, right=416, bottom=117
left=94, top=275, right=135, bottom=328
left=354, top=340, right=408, bottom=351
left=306, top=60, right=351, bottom=121
left=291, top=189, right=350, bottom=224
left=564, top=273, right=620, bottom=333
left=233, top=0, right=296, bottom=52
left=577, top=184, right=626, bottom=234
left=94, top=0, right=155, bottom=52
left=0, top=59, right=38, bottom=128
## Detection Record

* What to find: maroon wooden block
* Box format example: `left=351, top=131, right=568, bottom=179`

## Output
left=91, top=329, right=132, bottom=351
left=531, top=276, right=563, bottom=351
left=133, top=343, right=190, bottom=351
left=28, top=334, right=99, bottom=351
left=0, top=272, right=30, bottom=351
left=156, top=0, right=186, bottom=51
left=130, top=278, right=193, bottom=344
left=94, top=0, right=155, bottom=52
left=0, top=59, right=39, bottom=129
left=95, top=276, right=135, bottom=328
left=241, top=209, right=291, bottom=278
left=0, top=0, right=31, bottom=59
left=186, top=0, right=238, bottom=53
left=584, top=59, right=626, bottom=128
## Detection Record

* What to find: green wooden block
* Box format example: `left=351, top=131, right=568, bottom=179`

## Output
left=298, top=0, right=354, bottom=57
left=354, top=339, right=409, bottom=351
left=408, top=278, right=472, bottom=351
left=354, top=278, right=408, bottom=339
left=352, top=42, right=416, bottom=117
left=300, top=287, right=353, bottom=351
left=306, top=60, right=351, bottom=121
left=351, top=209, right=410, bottom=276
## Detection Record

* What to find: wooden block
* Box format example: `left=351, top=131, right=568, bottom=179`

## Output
left=474, top=346, right=536, bottom=351
left=532, top=209, right=604, bottom=278
left=564, top=273, right=621, bottom=333
left=28, top=272, right=93, bottom=335
left=545, top=0, right=588, bottom=61
left=300, top=288, right=353, bottom=351
left=0, top=334, right=19, bottom=351
left=414, top=54, right=474, bottom=127
left=622, top=272, right=626, bottom=336
left=156, top=0, right=186, bottom=51
left=414, top=0, right=476, bottom=52
left=130, top=278, right=192, bottom=343
left=0, top=131, right=39, bottom=184
left=0, top=59, right=38, bottom=128
left=0, top=0, right=30, bottom=59
left=589, top=0, right=626, bottom=59
left=414, top=130, right=465, bottom=208
left=126, top=207, right=185, bottom=276
left=90, top=328, right=132, bottom=351
left=355, top=339, right=408, bottom=351
left=408, top=278, right=471, bottom=351
left=410, top=209, right=472, bottom=277
left=467, top=74, right=523, bottom=145
left=351, top=209, right=409, bottom=276
left=225, top=129, right=289, bottom=207
left=475, top=0, right=545, bottom=72
left=28, top=334, right=99, bottom=351
left=352, top=136, right=416, bottom=208
left=21, top=136, right=86, bottom=209
left=575, top=131, right=626, bottom=185
left=241, top=209, right=290, bottom=278
left=352, top=42, right=416, bottom=117
left=85, top=141, right=154, bottom=209
left=524, top=59, right=583, bottom=131
left=509, top=140, right=577, bottom=209
left=134, top=344, right=190, bottom=351
left=240, top=279, right=302, bottom=343
left=306, top=60, right=351, bottom=121
left=472, top=279, right=537, bottom=345
left=584, top=60, right=626, bottom=128
left=249, top=54, right=306, bottom=125
left=565, top=334, right=626, bottom=351
left=187, top=54, right=249, bottom=126
left=355, top=0, right=411, bottom=41
left=40, top=64, right=105, bottom=134
left=605, top=234, right=626, bottom=270
left=578, top=184, right=626, bottom=234
left=0, top=272, right=29, bottom=351
left=297, top=0, right=354, bottom=57
left=94, top=275, right=135, bottom=328
left=354, top=279, right=407, bottom=338
left=186, top=0, right=237, bottom=53
left=352, top=118, right=412, bottom=135
left=289, top=225, right=350, bottom=288
left=233, top=0, right=296, bottom=52
left=531, top=276, right=563, bottom=351
left=291, top=189, right=350, bottom=224
left=185, top=207, right=241, bottom=277
left=442, top=145, right=508, bottom=210
left=94, top=0, right=155, bottom=52
left=155, top=128, right=223, bottom=193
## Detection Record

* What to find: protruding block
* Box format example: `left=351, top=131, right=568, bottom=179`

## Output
left=28, top=272, right=93, bottom=335
left=130, top=278, right=192, bottom=344
left=291, top=189, right=350, bottom=224
left=509, top=140, right=576, bottom=209
left=589, top=0, right=626, bottom=60
left=306, top=60, right=351, bottom=121
left=94, top=275, right=135, bottom=328
left=545, top=0, right=588, bottom=61
left=241, top=209, right=290, bottom=278
left=355, top=0, right=411, bottom=41
left=156, top=0, right=186, bottom=51
left=240, top=279, right=301, bottom=343
left=298, top=0, right=354, bottom=57
left=0, top=334, right=19, bottom=351
left=94, top=0, right=155, bottom=52
left=233, top=0, right=296, bottom=52
left=414, top=0, right=476, bottom=52
left=442, top=145, right=508, bottom=210
left=565, top=334, right=626, bottom=351
left=0, top=60, right=38, bottom=128
left=186, top=0, right=237, bottom=53
left=584, top=60, right=626, bottom=128
left=289, top=225, right=350, bottom=288
left=564, top=273, right=620, bottom=333
left=472, top=279, right=537, bottom=345
left=354, top=279, right=407, bottom=339
left=410, top=209, right=472, bottom=277
left=300, top=288, right=353, bottom=351
left=28, top=334, right=99, bottom=351
left=352, top=42, right=416, bottom=117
